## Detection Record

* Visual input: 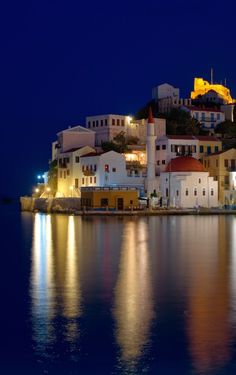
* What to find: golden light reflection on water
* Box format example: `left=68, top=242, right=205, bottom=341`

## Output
left=63, top=215, right=82, bottom=343
left=30, top=213, right=82, bottom=353
left=113, top=219, right=154, bottom=367
left=31, top=213, right=56, bottom=348
left=184, top=217, right=231, bottom=374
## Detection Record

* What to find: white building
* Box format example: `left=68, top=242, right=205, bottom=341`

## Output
left=156, top=135, right=222, bottom=174
left=57, top=149, right=144, bottom=197
left=85, top=113, right=166, bottom=145
left=52, top=125, right=95, bottom=160
left=181, top=105, right=225, bottom=132
left=160, top=157, right=218, bottom=208
left=152, top=83, right=191, bottom=113
left=152, top=83, right=180, bottom=101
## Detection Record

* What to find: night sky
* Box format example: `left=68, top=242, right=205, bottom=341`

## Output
left=1, top=0, right=235, bottom=197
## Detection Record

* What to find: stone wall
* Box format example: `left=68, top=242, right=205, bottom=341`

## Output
left=20, top=197, right=81, bottom=213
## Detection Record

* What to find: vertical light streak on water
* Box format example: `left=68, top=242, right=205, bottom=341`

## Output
left=113, top=219, right=154, bottom=371
left=63, top=215, right=82, bottom=344
left=31, top=213, right=55, bottom=355
left=230, top=217, right=236, bottom=327
left=186, top=217, right=231, bottom=374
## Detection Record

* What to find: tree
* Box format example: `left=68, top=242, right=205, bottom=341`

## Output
left=215, top=120, right=236, bottom=137
left=101, top=141, right=120, bottom=153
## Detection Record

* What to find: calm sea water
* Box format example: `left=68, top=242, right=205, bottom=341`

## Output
left=1, top=205, right=236, bottom=374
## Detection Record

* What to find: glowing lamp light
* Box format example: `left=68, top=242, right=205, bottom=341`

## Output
left=69, top=186, right=73, bottom=190
left=35, top=188, right=39, bottom=193
left=46, top=187, right=51, bottom=192
left=37, top=175, right=41, bottom=179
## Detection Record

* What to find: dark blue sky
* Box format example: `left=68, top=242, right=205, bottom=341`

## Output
left=1, top=0, right=235, bottom=196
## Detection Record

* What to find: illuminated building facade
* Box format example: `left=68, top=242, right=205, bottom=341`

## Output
left=181, top=105, right=225, bottom=132
left=156, top=135, right=222, bottom=174
left=85, top=114, right=166, bottom=146
left=160, top=157, right=218, bottom=208
left=191, top=78, right=234, bottom=104
left=203, top=148, right=236, bottom=204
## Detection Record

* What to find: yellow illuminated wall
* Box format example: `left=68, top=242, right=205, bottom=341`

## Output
left=191, top=78, right=234, bottom=104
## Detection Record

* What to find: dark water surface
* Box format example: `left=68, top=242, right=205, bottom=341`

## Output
left=1, top=206, right=236, bottom=374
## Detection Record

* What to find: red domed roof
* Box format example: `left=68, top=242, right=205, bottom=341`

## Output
left=165, top=156, right=205, bottom=172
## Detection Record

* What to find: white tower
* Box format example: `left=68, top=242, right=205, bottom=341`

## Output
left=146, top=107, right=157, bottom=196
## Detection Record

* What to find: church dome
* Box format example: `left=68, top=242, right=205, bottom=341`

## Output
left=165, top=156, right=205, bottom=172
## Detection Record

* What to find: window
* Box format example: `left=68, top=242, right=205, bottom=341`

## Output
left=215, top=146, right=219, bottom=153
left=203, top=188, right=206, bottom=196
left=224, top=175, right=229, bottom=185
left=166, top=188, right=169, bottom=197
left=231, top=159, right=235, bottom=169
left=130, top=200, right=133, bottom=204
left=96, top=120, right=99, bottom=127
left=199, top=178, right=201, bottom=183
left=67, top=169, right=70, bottom=176
left=112, top=118, right=115, bottom=125
left=88, top=121, right=91, bottom=128
left=224, top=159, right=229, bottom=168
left=157, top=160, right=160, bottom=165
left=194, top=188, right=197, bottom=196
left=112, top=167, right=116, bottom=172
left=199, top=145, right=204, bottom=153
left=101, top=198, right=108, bottom=207
left=94, top=176, right=96, bottom=183
left=176, top=190, right=179, bottom=196
left=162, top=144, right=166, bottom=150
left=207, top=146, right=211, bottom=155
left=64, top=171, right=66, bottom=178
left=117, top=119, right=120, bottom=126
left=82, top=178, right=85, bottom=185
left=162, top=160, right=166, bottom=165
left=101, top=120, right=103, bottom=127
left=186, top=188, right=188, bottom=196
left=90, top=165, right=93, bottom=171
left=75, top=156, right=80, bottom=163
left=105, top=119, right=108, bottom=126
left=217, top=113, right=220, bottom=120
left=121, top=119, right=125, bottom=126
left=171, top=145, right=175, bottom=152
left=211, top=189, right=214, bottom=196
left=75, top=178, right=78, bottom=188
left=156, top=145, right=160, bottom=150
left=105, top=164, right=109, bottom=172
left=93, top=121, right=95, bottom=127
left=94, top=164, right=97, bottom=171
left=90, top=177, right=92, bottom=183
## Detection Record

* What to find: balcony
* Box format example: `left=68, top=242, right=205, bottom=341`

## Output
left=83, top=170, right=95, bottom=176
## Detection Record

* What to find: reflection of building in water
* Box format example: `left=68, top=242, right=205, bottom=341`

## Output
left=186, top=216, right=231, bottom=373
left=63, top=216, right=82, bottom=343
left=30, top=214, right=82, bottom=355
left=31, top=213, right=56, bottom=352
left=113, top=220, right=154, bottom=367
